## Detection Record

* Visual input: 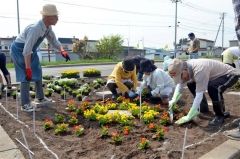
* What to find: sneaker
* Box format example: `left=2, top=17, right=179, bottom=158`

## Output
left=21, top=104, right=35, bottom=112
left=208, top=116, right=224, bottom=127
left=34, top=97, right=52, bottom=104
left=224, top=128, right=240, bottom=140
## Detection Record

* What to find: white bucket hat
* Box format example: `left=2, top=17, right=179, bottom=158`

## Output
left=40, top=4, right=58, bottom=16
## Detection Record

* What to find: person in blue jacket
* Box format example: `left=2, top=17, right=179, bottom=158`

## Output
left=10, top=4, right=70, bottom=112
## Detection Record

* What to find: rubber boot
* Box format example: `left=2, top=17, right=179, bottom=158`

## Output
left=4, top=74, right=12, bottom=89
left=221, top=101, right=230, bottom=118
left=209, top=101, right=225, bottom=127
left=199, top=94, right=209, bottom=113
left=106, top=83, right=118, bottom=99
left=123, top=81, right=133, bottom=90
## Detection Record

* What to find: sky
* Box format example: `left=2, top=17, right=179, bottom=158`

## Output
left=0, top=0, right=236, bottom=49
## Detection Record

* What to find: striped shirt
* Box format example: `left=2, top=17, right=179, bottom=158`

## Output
left=15, top=20, right=61, bottom=55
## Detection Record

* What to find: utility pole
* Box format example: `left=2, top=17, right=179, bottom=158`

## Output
left=212, top=13, right=224, bottom=55
left=47, top=43, right=50, bottom=62
left=222, top=12, right=225, bottom=52
left=16, top=0, right=20, bottom=34
left=171, top=0, right=181, bottom=58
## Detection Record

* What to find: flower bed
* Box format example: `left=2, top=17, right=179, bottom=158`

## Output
left=83, top=68, right=101, bottom=77
left=61, top=70, right=80, bottom=78
left=0, top=78, right=240, bottom=159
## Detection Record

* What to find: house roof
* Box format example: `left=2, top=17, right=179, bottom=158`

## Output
left=58, top=38, right=74, bottom=44
left=198, top=38, right=214, bottom=42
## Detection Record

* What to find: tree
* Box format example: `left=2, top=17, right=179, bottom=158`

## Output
left=72, top=36, right=91, bottom=59
left=96, top=35, right=123, bottom=59
left=178, top=38, right=188, bottom=46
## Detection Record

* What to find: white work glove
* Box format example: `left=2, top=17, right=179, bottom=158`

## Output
left=128, top=90, right=137, bottom=98
left=151, top=90, right=158, bottom=97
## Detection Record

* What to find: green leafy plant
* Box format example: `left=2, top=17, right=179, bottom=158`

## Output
left=100, top=126, right=109, bottom=138
left=54, top=113, right=65, bottom=124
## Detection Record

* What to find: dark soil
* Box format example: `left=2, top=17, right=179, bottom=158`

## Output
left=0, top=83, right=240, bottom=159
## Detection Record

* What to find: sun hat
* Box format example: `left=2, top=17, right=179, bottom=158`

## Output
left=40, top=4, right=58, bottom=16
left=168, top=59, right=184, bottom=83
left=140, top=59, right=157, bottom=73
left=122, top=58, right=135, bottom=72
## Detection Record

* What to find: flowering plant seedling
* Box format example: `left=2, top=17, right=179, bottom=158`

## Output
left=137, top=137, right=150, bottom=150
left=97, top=114, right=111, bottom=126
left=84, top=109, right=97, bottom=121
left=111, top=131, right=123, bottom=145
left=66, top=99, right=77, bottom=111
left=160, top=111, right=170, bottom=126
left=122, top=126, right=131, bottom=135
left=73, top=125, right=84, bottom=137
left=100, top=126, right=109, bottom=138
left=43, top=118, right=54, bottom=131
left=153, top=127, right=165, bottom=141
left=54, top=123, right=69, bottom=135
left=148, top=123, right=157, bottom=132
left=68, top=113, right=78, bottom=125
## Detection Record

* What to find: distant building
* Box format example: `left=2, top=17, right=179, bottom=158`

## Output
left=229, top=40, right=238, bottom=47
left=177, top=38, right=219, bottom=57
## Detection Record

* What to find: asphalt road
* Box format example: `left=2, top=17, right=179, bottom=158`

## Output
left=8, top=62, right=163, bottom=83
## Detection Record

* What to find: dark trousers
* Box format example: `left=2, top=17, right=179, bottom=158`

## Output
left=107, top=81, right=133, bottom=96
left=0, top=53, right=9, bottom=76
left=188, top=74, right=238, bottom=116
left=187, top=81, right=209, bottom=113
left=208, top=74, right=238, bottom=116
left=0, top=53, right=10, bottom=84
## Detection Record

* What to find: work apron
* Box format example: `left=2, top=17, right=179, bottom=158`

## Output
left=10, top=32, right=48, bottom=82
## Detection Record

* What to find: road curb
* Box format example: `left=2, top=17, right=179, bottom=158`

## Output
left=0, top=126, right=25, bottom=159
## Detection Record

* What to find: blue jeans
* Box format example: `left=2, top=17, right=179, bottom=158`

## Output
left=21, top=81, right=44, bottom=106
left=189, top=53, right=199, bottom=59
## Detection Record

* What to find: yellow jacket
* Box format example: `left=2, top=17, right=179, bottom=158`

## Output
left=108, top=62, right=137, bottom=94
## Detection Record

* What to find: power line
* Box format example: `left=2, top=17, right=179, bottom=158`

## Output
left=44, top=0, right=174, bottom=17
left=181, top=2, right=221, bottom=15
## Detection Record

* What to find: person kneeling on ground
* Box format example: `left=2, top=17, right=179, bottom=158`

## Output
left=107, top=58, right=138, bottom=99
left=137, top=59, right=175, bottom=105
left=130, top=55, right=154, bottom=81
left=168, top=58, right=239, bottom=127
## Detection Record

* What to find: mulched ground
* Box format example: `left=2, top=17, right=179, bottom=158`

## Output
left=0, top=82, right=240, bottom=159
